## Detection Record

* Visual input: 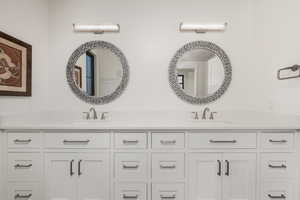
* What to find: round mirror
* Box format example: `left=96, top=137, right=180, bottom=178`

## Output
left=66, top=41, right=129, bottom=104
left=169, top=41, right=232, bottom=104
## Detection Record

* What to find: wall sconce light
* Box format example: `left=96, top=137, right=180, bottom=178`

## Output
left=73, top=24, right=120, bottom=34
left=179, top=22, right=228, bottom=33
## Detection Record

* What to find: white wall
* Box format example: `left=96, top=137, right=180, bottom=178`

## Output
left=0, top=0, right=49, bottom=114
left=1, top=0, right=300, bottom=115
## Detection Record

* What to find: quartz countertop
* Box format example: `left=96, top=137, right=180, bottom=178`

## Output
left=0, top=110, right=299, bottom=130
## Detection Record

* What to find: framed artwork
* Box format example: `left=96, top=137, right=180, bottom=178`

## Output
left=0, top=31, right=32, bottom=96
left=74, top=65, right=82, bottom=89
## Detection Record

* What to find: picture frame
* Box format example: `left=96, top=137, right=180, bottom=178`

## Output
left=0, top=30, right=32, bottom=96
left=74, top=65, right=82, bottom=89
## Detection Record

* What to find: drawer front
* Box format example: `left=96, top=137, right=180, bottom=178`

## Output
left=188, top=133, right=256, bottom=149
left=8, top=133, right=42, bottom=149
left=152, top=153, right=185, bottom=180
left=7, top=183, right=41, bottom=200
left=261, top=181, right=294, bottom=200
left=115, top=153, right=148, bottom=180
left=152, top=133, right=185, bottom=149
left=44, top=133, right=110, bottom=149
left=7, top=153, right=42, bottom=181
left=152, top=183, right=185, bottom=200
left=261, top=153, right=295, bottom=180
left=115, top=183, right=147, bottom=200
left=115, top=133, right=147, bottom=149
left=261, top=133, right=294, bottom=151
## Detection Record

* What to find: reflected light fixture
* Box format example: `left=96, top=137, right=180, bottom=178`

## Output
left=73, top=24, right=120, bottom=34
left=179, top=22, right=228, bottom=33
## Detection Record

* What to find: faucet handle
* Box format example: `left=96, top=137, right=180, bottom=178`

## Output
left=83, top=112, right=90, bottom=120
left=209, top=112, right=218, bottom=120
left=101, top=112, right=109, bottom=120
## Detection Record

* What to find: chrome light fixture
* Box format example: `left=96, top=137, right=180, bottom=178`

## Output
left=73, top=24, right=120, bottom=34
left=179, top=22, right=228, bottom=33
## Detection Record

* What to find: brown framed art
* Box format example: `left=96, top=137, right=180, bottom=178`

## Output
left=74, top=65, right=82, bottom=89
left=0, top=31, right=32, bottom=96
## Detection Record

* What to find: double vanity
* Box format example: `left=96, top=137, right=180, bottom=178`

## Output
left=0, top=111, right=299, bottom=200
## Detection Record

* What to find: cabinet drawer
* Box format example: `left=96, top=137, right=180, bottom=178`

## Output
left=115, top=153, right=148, bottom=180
left=115, top=132, right=147, bottom=149
left=152, top=132, right=185, bottom=149
left=261, top=153, right=295, bottom=180
left=8, top=133, right=42, bottom=149
left=44, top=133, right=110, bottom=149
left=7, top=153, right=42, bottom=181
left=261, top=181, right=294, bottom=200
left=7, top=183, right=41, bottom=200
left=152, top=153, right=185, bottom=180
left=115, top=183, right=147, bottom=200
left=152, top=183, right=185, bottom=200
left=188, top=133, right=256, bottom=149
left=261, top=133, right=294, bottom=151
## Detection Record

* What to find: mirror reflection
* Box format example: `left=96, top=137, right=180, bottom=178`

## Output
left=176, top=49, right=224, bottom=98
left=73, top=48, right=123, bottom=97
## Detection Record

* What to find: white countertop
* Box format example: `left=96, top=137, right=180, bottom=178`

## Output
left=0, top=110, right=299, bottom=130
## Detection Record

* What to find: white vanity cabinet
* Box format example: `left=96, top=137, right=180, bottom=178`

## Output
left=188, top=153, right=256, bottom=200
left=1, top=130, right=299, bottom=200
left=45, top=153, right=110, bottom=200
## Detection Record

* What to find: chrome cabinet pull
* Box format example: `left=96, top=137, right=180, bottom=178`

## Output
left=160, top=164, right=176, bottom=169
left=268, top=194, right=286, bottom=199
left=14, top=139, right=32, bottom=143
left=160, top=140, right=176, bottom=145
left=14, top=164, right=32, bottom=168
left=209, top=140, right=237, bottom=143
left=269, top=139, right=287, bottom=143
left=78, top=160, right=82, bottom=176
left=123, top=140, right=139, bottom=144
left=63, top=139, right=90, bottom=144
left=160, top=194, right=176, bottom=199
left=14, top=193, right=32, bottom=199
left=268, top=164, right=287, bottom=169
left=123, top=164, right=139, bottom=169
left=225, top=160, right=230, bottom=176
left=123, top=194, right=138, bottom=199
left=217, top=160, right=221, bottom=176
left=70, top=160, right=74, bottom=176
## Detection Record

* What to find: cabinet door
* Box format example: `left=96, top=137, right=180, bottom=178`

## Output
left=45, top=153, right=77, bottom=200
left=77, top=153, right=110, bottom=200
left=188, top=153, right=222, bottom=200
left=222, top=153, right=256, bottom=200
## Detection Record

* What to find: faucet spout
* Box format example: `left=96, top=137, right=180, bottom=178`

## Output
left=89, top=107, right=98, bottom=120
left=202, top=107, right=210, bottom=120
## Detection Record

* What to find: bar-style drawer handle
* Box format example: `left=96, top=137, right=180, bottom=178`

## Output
left=269, top=139, right=287, bottom=143
left=14, top=139, right=32, bottom=143
left=268, top=194, right=286, bottom=199
left=209, top=140, right=237, bottom=143
left=160, top=140, right=176, bottom=145
left=14, top=193, right=32, bottom=199
left=63, top=139, right=90, bottom=143
left=123, top=140, right=139, bottom=144
left=123, top=164, right=139, bottom=169
left=123, top=194, right=138, bottom=199
left=14, top=164, right=33, bottom=168
left=160, top=164, right=176, bottom=169
left=268, top=164, right=287, bottom=169
left=160, top=194, right=176, bottom=199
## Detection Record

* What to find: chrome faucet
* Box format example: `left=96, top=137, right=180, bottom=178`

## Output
left=89, top=107, right=98, bottom=120
left=202, top=107, right=210, bottom=120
